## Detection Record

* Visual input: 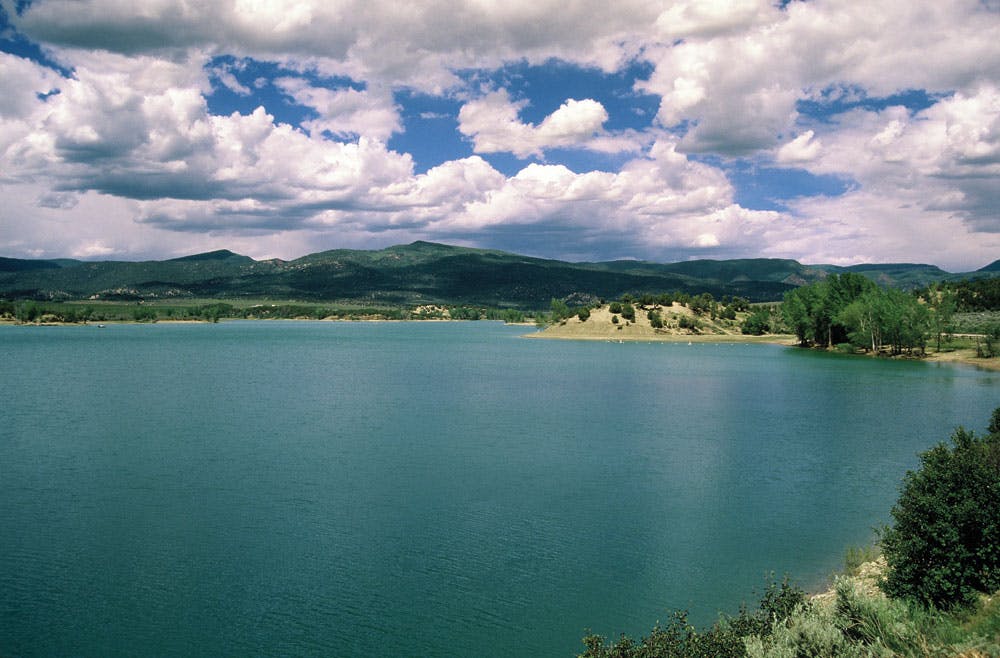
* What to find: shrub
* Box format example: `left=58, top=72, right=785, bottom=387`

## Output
left=843, top=544, right=879, bottom=577
left=609, top=302, right=623, bottom=314
left=578, top=307, right=591, bottom=322
left=648, top=309, right=663, bottom=329
left=741, top=308, right=771, bottom=335
left=621, top=304, right=636, bottom=322
left=580, top=578, right=806, bottom=658
left=679, top=315, right=700, bottom=331
left=880, top=409, right=1000, bottom=608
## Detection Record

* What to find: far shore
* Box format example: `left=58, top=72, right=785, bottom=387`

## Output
left=3, top=313, right=997, bottom=372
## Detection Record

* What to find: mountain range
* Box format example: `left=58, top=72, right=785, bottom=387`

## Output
left=1, top=241, right=997, bottom=309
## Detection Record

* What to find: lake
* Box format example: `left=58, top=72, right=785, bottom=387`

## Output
left=1, top=321, right=997, bottom=656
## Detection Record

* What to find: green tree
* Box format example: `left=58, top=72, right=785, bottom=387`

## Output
left=16, top=301, right=41, bottom=323
left=550, top=298, right=571, bottom=322
left=782, top=285, right=820, bottom=345
left=838, top=290, right=884, bottom=353
left=648, top=309, right=663, bottom=329
left=741, top=308, right=771, bottom=335
left=978, top=324, right=1000, bottom=358
left=927, top=284, right=956, bottom=351
left=880, top=409, right=1000, bottom=608
left=678, top=315, right=699, bottom=331
left=577, top=307, right=591, bottom=322
left=132, top=306, right=157, bottom=322
left=621, top=303, right=635, bottom=322
left=690, top=292, right=715, bottom=315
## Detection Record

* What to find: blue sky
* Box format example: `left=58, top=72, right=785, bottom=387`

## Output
left=0, top=0, right=998, bottom=270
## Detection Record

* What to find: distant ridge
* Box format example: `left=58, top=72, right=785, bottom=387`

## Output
left=0, top=257, right=64, bottom=273
left=168, top=249, right=251, bottom=263
left=979, top=259, right=1000, bottom=273
left=0, top=241, right=995, bottom=308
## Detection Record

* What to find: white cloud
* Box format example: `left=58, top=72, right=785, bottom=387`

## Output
left=0, top=52, right=59, bottom=118
left=210, top=62, right=252, bottom=96
left=777, top=190, right=1000, bottom=272
left=274, top=77, right=401, bottom=140
left=776, top=130, right=821, bottom=164
left=458, top=90, right=641, bottom=158
left=642, top=0, right=1000, bottom=156
left=11, top=0, right=661, bottom=91
left=655, top=0, right=774, bottom=40
left=2, top=0, right=999, bottom=268
left=796, top=86, right=1000, bottom=233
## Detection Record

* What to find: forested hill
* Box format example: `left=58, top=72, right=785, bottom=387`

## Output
left=0, top=241, right=993, bottom=309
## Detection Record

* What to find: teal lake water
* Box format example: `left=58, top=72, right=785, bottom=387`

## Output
left=1, top=321, right=998, bottom=656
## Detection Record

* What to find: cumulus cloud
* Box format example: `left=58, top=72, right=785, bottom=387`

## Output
left=9, top=0, right=661, bottom=91
left=795, top=86, right=1000, bottom=233
left=0, top=52, right=60, bottom=118
left=1, top=0, right=999, bottom=267
left=642, top=0, right=1000, bottom=156
left=776, top=130, right=821, bottom=164
left=274, top=77, right=401, bottom=140
left=778, top=190, right=1000, bottom=272
left=654, top=0, right=774, bottom=39
left=457, top=90, right=637, bottom=158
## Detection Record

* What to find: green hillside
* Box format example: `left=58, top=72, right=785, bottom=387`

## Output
left=0, top=241, right=992, bottom=309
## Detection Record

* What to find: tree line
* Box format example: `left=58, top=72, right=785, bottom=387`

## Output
left=781, top=273, right=936, bottom=355
left=0, top=300, right=533, bottom=324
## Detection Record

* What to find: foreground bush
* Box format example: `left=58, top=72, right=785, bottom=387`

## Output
left=580, top=409, right=1000, bottom=657
left=747, top=578, right=1000, bottom=658
left=879, top=409, right=1000, bottom=609
left=579, top=579, right=805, bottom=658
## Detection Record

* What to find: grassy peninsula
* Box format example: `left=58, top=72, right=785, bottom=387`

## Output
left=530, top=276, right=1000, bottom=371
left=531, top=299, right=792, bottom=343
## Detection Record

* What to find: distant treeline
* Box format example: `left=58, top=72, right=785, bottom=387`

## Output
left=0, top=300, right=532, bottom=325
left=921, top=275, right=1000, bottom=312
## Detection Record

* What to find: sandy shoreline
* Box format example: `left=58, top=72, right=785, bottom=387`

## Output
left=527, top=304, right=1000, bottom=371
left=527, top=329, right=1000, bottom=371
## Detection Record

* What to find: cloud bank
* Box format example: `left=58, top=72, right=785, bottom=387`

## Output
left=0, top=0, right=998, bottom=269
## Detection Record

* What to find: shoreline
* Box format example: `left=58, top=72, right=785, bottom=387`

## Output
left=529, top=328, right=1000, bottom=371
left=3, top=316, right=997, bottom=371
left=524, top=328, right=796, bottom=345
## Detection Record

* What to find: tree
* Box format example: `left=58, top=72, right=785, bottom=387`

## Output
left=550, top=298, right=571, bottom=322
left=741, top=308, right=771, bottom=335
left=926, top=284, right=956, bottom=351
left=978, top=324, right=1000, bottom=358
left=880, top=409, right=1000, bottom=608
left=782, top=286, right=819, bottom=345
left=15, top=301, right=40, bottom=323
left=648, top=309, right=663, bottom=329
left=621, top=303, right=635, bottom=322
left=690, top=292, right=715, bottom=315
left=678, top=315, right=699, bottom=331
left=577, top=307, right=591, bottom=322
